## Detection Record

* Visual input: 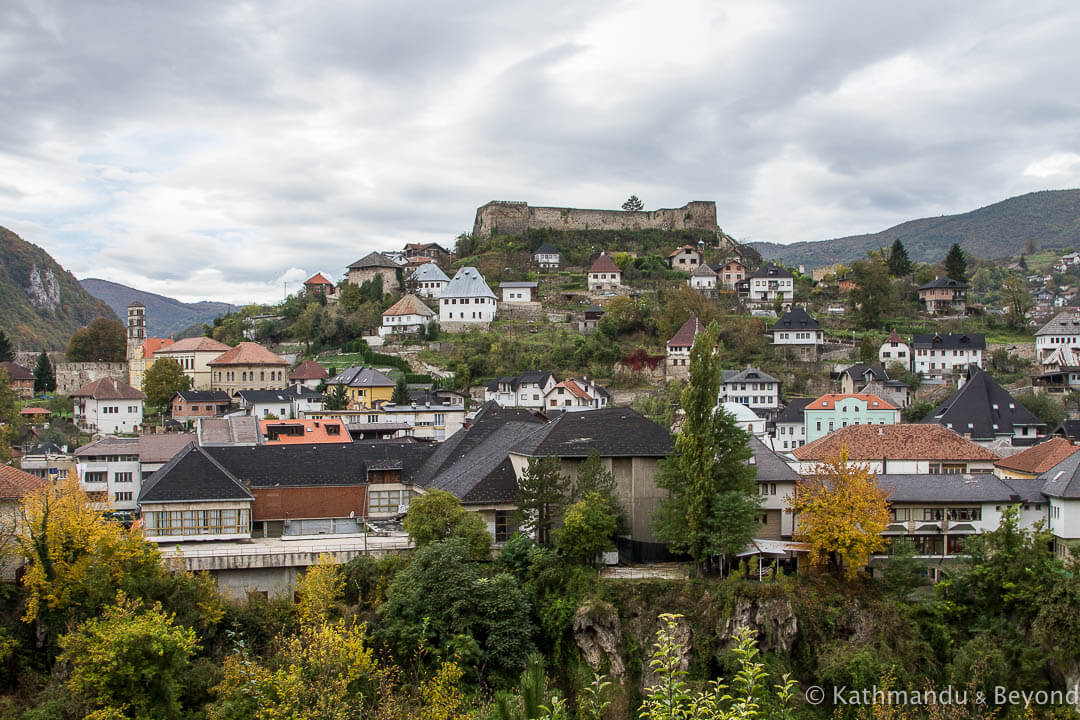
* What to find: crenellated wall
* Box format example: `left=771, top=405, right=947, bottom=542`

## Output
left=472, top=200, right=719, bottom=238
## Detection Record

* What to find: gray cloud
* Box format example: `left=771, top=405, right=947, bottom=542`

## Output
left=1, top=0, right=1079, bottom=303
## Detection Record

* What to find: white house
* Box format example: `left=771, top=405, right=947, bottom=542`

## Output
left=912, top=333, right=985, bottom=379
left=667, top=245, right=703, bottom=270
left=1036, top=311, right=1080, bottom=366
left=766, top=308, right=823, bottom=360
left=879, top=330, right=912, bottom=369
left=542, top=378, right=610, bottom=412
left=499, top=281, right=538, bottom=303
left=407, top=262, right=451, bottom=298
left=439, top=267, right=497, bottom=326
left=719, top=367, right=780, bottom=416
left=70, top=378, right=145, bottom=435
left=346, top=402, right=467, bottom=441
left=484, top=371, right=557, bottom=409
left=236, top=389, right=298, bottom=419
left=380, top=294, right=435, bottom=337
left=533, top=242, right=560, bottom=269
left=588, top=254, right=622, bottom=292
left=748, top=263, right=795, bottom=305
left=688, top=264, right=718, bottom=290
left=719, top=401, right=767, bottom=437
left=770, top=398, right=812, bottom=452
left=666, top=314, right=702, bottom=377
left=74, top=434, right=195, bottom=514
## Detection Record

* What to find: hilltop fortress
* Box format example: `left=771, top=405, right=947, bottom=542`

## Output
left=472, top=200, right=724, bottom=239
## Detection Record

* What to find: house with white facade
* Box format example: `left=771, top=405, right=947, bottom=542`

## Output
left=803, top=393, right=900, bottom=444
left=770, top=398, right=812, bottom=452
left=499, top=281, right=538, bottom=303
left=922, top=365, right=1043, bottom=448
left=407, top=262, right=450, bottom=298
left=749, top=436, right=799, bottom=539
left=380, top=294, right=435, bottom=337
left=912, top=333, right=985, bottom=379
left=587, top=255, right=622, bottom=292
left=667, top=245, right=703, bottom=270
left=766, top=308, right=823, bottom=360
left=719, top=367, right=780, bottom=416
left=878, top=330, right=911, bottom=369
left=439, top=267, right=497, bottom=327
left=688, top=264, right=718, bottom=290
left=74, top=434, right=195, bottom=514
left=1036, top=310, right=1080, bottom=366
left=720, top=401, right=766, bottom=436
left=793, top=424, right=999, bottom=475
left=533, top=242, right=560, bottom=269
left=236, top=389, right=298, bottom=419
left=484, top=371, right=557, bottom=409
left=747, top=263, right=794, bottom=306
left=666, top=314, right=702, bottom=378
left=542, top=378, right=610, bottom=412
left=70, top=378, right=146, bottom=435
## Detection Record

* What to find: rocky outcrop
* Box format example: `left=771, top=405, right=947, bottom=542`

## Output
left=719, top=595, right=799, bottom=655
left=26, top=264, right=60, bottom=312
left=573, top=602, right=626, bottom=678
left=641, top=614, right=691, bottom=689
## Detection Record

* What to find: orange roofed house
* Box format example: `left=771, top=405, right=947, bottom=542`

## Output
left=995, top=437, right=1080, bottom=480
left=803, top=393, right=899, bottom=443
left=210, top=342, right=289, bottom=396
left=303, top=273, right=337, bottom=299
left=129, top=337, right=175, bottom=391
left=260, top=418, right=353, bottom=445
left=151, top=337, right=232, bottom=390
left=288, top=359, right=329, bottom=391
left=793, top=424, right=999, bottom=475
left=1, top=464, right=47, bottom=579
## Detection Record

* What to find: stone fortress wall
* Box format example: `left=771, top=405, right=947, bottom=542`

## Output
left=472, top=200, right=720, bottom=239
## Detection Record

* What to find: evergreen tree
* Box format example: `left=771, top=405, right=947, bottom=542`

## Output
left=621, top=195, right=644, bottom=212
left=944, top=243, right=968, bottom=282
left=887, top=239, right=913, bottom=277
left=33, top=351, right=56, bottom=394
left=391, top=377, right=410, bottom=405
left=849, top=257, right=896, bottom=329
left=515, top=456, right=570, bottom=546
left=0, top=329, right=13, bottom=362
left=651, top=320, right=760, bottom=573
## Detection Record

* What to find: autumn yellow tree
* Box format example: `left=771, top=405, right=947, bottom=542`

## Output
left=790, top=449, right=890, bottom=579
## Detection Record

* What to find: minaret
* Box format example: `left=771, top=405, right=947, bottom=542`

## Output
left=127, top=302, right=146, bottom=387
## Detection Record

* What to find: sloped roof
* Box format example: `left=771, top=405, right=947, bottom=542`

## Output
left=409, top=262, right=450, bottom=283
left=840, top=363, right=887, bottom=382
left=141, top=338, right=174, bottom=359
left=442, top=267, right=496, bottom=299
left=667, top=244, right=699, bottom=258
left=549, top=379, right=591, bottom=399
left=722, top=367, right=779, bottom=384
left=911, top=333, right=985, bottom=350
left=75, top=436, right=140, bottom=457
left=0, top=464, right=47, bottom=499
left=775, top=398, right=813, bottom=424
left=19, top=407, right=50, bottom=415
left=138, top=433, right=198, bottom=463
left=197, top=416, right=261, bottom=446
left=153, top=336, right=231, bottom=354
left=691, top=264, right=717, bottom=277
left=383, top=294, right=435, bottom=318
left=995, top=437, right=1080, bottom=475
left=485, top=371, right=555, bottom=392
left=793, top=424, right=999, bottom=462
left=917, top=277, right=970, bottom=290
left=748, top=436, right=800, bottom=484
left=288, top=360, right=329, bottom=382
left=499, top=281, right=538, bottom=289
left=347, top=251, right=398, bottom=270
left=533, top=242, right=559, bottom=255
left=512, top=407, right=674, bottom=458
left=304, top=272, right=333, bottom=286
left=422, top=420, right=548, bottom=504
left=70, top=378, right=146, bottom=401
left=806, top=393, right=896, bottom=411
left=259, top=419, right=353, bottom=444
left=589, top=255, right=620, bottom=274
left=1052, top=420, right=1080, bottom=442
left=209, top=342, right=288, bottom=366
left=1039, top=451, right=1080, bottom=498
left=327, top=365, right=396, bottom=388
left=1037, top=310, right=1080, bottom=336
left=0, top=361, right=34, bottom=381
left=139, top=443, right=254, bottom=503
left=768, top=308, right=820, bottom=332
left=667, top=314, right=702, bottom=349
left=175, top=390, right=231, bottom=403
left=922, top=365, right=1042, bottom=439
left=750, top=262, right=793, bottom=279
left=884, top=330, right=905, bottom=344
left=721, top=402, right=761, bottom=423
left=876, top=473, right=1018, bottom=503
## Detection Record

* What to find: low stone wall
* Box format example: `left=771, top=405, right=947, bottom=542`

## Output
left=56, top=362, right=129, bottom=394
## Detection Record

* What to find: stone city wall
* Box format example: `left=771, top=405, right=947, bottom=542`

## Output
left=472, top=200, right=719, bottom=238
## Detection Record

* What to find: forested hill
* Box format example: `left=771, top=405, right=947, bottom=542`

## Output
left=81, top=278, right=233, bottom=338
left=750, top=189, right=1080, bottom=267
left=0, top=227, right=117, bottom=351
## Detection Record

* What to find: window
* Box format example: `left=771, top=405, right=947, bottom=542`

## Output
left=495, top=510, right=512, bottom=543
left=369, top=489, right=410, bottom=513
left=84, top=471, right=107, bottom=483
left=114, top=472, right=133, bottom=483
left=113, top=491, right=133, bottom=502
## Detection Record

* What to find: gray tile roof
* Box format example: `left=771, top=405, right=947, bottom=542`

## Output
left=408, top=262, right=450, bottom=283
left=768, top=308, right=820, bottom=332
left=876, top=473, right=1020, bottom=503
left=774, top=398, right=813, bottom=424
left=911, top=333, right=985, bottom=350
left=484, top=371, right=554, bottom=392
left=327, top=366, right=396, bottom=388
left=922, top=365, right=1042, bottom=439
left=748, top=436, right=800, bottom=484
left=347, top=251, right=399, bottom=269
left=139, top=443, right=253, bottom=503
left=511, top=407, right=674, bottom=458
left=176, top=390, right=231, bottom=403
left=533, top=242, right=559, bottom=255
left=917, top=277, right=970, bottom=290
left=749, top=262, right=793, bottom=279
left=1040, top=451, right=1080, bottom=498
left=722, top=367, right=779, bottom=384
left=442, top=266, right=496, bottom=299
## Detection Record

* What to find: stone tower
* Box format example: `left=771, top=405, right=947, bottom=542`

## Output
left=127, top=302, right=146, bottom=366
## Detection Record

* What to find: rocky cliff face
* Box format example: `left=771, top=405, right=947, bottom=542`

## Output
left=0, top=227, right=117, bottom=351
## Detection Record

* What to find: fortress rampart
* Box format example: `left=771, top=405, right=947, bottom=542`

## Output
left=472, top=200, right=719, bottom=239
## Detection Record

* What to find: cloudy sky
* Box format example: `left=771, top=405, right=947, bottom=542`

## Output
left=2, top=1, right=1079, bottom=304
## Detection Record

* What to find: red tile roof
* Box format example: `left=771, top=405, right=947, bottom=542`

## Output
left=666, top=244, right=697, bottom=258
left=154, top=336, right=231, bottom=354
left=589, top=255, right=620, bottom=274
left=995, top=437, right=1080, bottom=474
left=667, top=314, right=702, bottom=349
left=70, top=378, right=146, bottom=400
left=259, top=419, right=353, bottom=445
left=552, top=380, right=591, bottom=399
left=19, top=407, right=51, bottom=415
left=806, top=393, right=896, bottom=411
left=793, top=424, right=999, bottom=462
left=304, top=272, right=333, bottom=286
left=885, top=329, right=904, bottom=344
left=142, top=337, right=174, bottom=359
left=0, top=464, right=46, bottom=500
left=209, top=342, right=288, bottom=366
left=0, top=361, right=34, bottom=381
left=288, top=360, right=329, bottom=381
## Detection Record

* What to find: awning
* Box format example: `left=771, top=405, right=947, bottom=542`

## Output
left=736, top=539, right=811, bottom=557
left=948, top=523, right=976, bottom=533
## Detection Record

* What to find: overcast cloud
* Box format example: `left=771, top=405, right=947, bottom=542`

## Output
left=2, top=0, right=1079, bottom=304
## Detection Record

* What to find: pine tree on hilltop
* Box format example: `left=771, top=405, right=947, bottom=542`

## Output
left=33, top=351, right=56, bottom=394
left=887, top=239, right=913, bottom=277
left=621, top=195, right=644, bottom=212
left=944, top=243, right=968, bottom=282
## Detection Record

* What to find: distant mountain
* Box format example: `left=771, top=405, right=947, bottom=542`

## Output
left=750, top=189, right=1080, bottom=269
left=80, top=278, right=234, bottom=338
left=0, top=227, right=118, bottom=351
